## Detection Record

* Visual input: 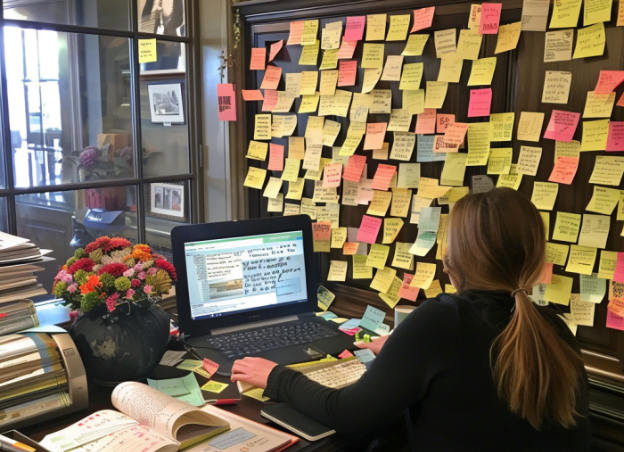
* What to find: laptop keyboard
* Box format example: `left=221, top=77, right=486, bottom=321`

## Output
left=207, top=321, right=340, bottom=359
left=304, top=359, right=366, bottom=389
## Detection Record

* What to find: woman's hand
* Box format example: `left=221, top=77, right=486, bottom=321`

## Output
left=230, top=357, right=279, bottom=389
left=355, top=334, right=389, bottom=355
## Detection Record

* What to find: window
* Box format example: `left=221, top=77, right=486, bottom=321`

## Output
left=0, top=0, right=198, bottom=292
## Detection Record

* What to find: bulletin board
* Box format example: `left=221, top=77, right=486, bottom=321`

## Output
left=232, top=0, right=624, bottom=384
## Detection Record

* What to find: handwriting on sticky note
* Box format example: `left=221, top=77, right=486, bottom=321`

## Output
left=250, top=47, right=267, bottom=70
left=543, top=110, right=580, bottom=142
left=357, top=215, right=382, bottom=244
left=573, top=22, right=605, bottom=59
left=479, top=2, right=502, bottom=34
left=548, top=156, right=579, bottom=184
left=412, top=6, right=435, bottom=32
left=468, top=88, right=492, bottom=117
left=542, top=71, right=572, bottom=104
left=345, top=16, right=366, bottom=41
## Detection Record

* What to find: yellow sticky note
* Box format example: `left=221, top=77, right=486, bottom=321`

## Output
left=618, top=191, right=624, bottom=221
left=300, top=198, right=317, bottom=220
left=242, top=387, right=270, bottom=402
left=589, top=156, right=624, bottom=186
left=381, top=55, right=404, bottom=81
left=362, top=43, right=385, bottom=69
left=379, top=276, right=402, bottom=309
left=331, top=227, right=347, bottom=248
left=327, top=260, right=348, bottom=281
left=555, top=140, right=581, bottom=160
left=403, top=89, right=425, bottom=115
left=399, top=62, right=424, bottom=90
left=370, top=267, right=397, bottom=293
left=254, top=114, right=272, bottom=140
left=201, top=381, right=229, bottom=393
left=516, top=146, right=542, bottom=176
left=494, top=21, right=522, bottom=54
left=285, top=177, right=305, bottom=199
left=437, top=56, right=463, bottom=83
left=542, top=71, right=572, bottom=104
left=553, top=211, right=581, bottom=242
left=246, top=141, right=268, bottom=161
left=466, top=122, right=490, bottom=166
left=300, top=71, right=319, bottom=96
left=566, top=245, right=598, bottom=275
left=580, top=119, right=610, bottom=151
left=441, top=153, right=468, bottom=187
left=367, top=190, right=393, bottom=216
left=281, top=158, right=301, bottom=182
left=544, top=274, right=573, bottom=306
left=299, top=40, right=320, bottom=66
left=284, top=203, right=300, bottom=216
left=598, top=250, right=617, bottom=280
left=299, top=93, right=320, bottom=113
left=532, top=182, right=559, bottom=211
left=392, top=242, right=414, bottom=270
left=382, top=218, right=404, bottom=244
left=578, top=213, right=610, bottom=249
left=546, top=242, right=570, bottom=266
left=424, top=81, right=448, bottom=109
left=402, top=34, right=429, bottom=56
left=467, top=57, right=497, bottom=86
left=417, top=177, right=452, bottom=199
left=390, top=188, right=412, bottom=217
left=263, top=177, right=283, bottom=199
left=319, top=49, right=339, bottom=70
left=353, top=255, right=373, bottom=279
left=366, top=244, right=391, bottom=269
left=550, top=0, right=582, bottom=28
left=489, top=113, right=515, bottom=141
left=138, top=38, right=157, bottom=63
left=434, top=29, right=456, bottom=58
left=386, top=14, right=410, bottom=41
left=366, top=14, right=387, bottom=41
left=455, top=28, right=482, bottom=61
left=573, top=23, right=606, bottom=59
left=496, top=173, right=523, bottom=190
left=517, top=112, right=545, bottom=142
left=584, top=0, right=612, bottom=26
left=243, top=167, right=267, bottom=189
left=425, top=280, right=443, bottom=298
left=583, top=92, right=615, bottom=119
left=319, top=70, right=339, bottom=96
left=487, top=148, right=513, bottom=175
left=301, top=20, right=320, bottom=45
left=410, top=262, right=437, bottom=289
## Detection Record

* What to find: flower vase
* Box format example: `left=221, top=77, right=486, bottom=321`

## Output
left=69, top=301, right=170, bottom=386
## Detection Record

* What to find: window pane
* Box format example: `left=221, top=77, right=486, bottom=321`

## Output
left=5, top=27, right=134, bottom=188
left=140, top=42, right=189, bottom=177
left=16, top=186, right=139, bottom=291
left=3, top=0, right=131, bottom=31
left=0, top=198, right=7, bottom=232
left=138, top=0, right=186, bottom=37
left=145, top=180, right=189, bottom=261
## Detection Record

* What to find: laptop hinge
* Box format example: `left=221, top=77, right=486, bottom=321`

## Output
left=211, top=315, right=299, bottom=335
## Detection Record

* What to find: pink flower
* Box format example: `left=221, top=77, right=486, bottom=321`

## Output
left=123, top=269, right=135, bottom=278
left=67, top=283, right=78, bottom=294
left=131, top=279, right=141, bottom=287
left=147, top=267, right=158, bottom=275
left=55, top=270, right=67, bottom=281
left=138, top=271, right=146, bottom=280
left=133, top=263, right=143, bottom=272
left=106, top=293, right=118, bottom=312
left=61, top=273, right=73, bottom=284
left=125, top=289, right=135, bottom=299
left=143, top=285, right=153, bottom=295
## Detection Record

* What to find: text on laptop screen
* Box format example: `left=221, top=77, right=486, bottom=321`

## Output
left=184, top=231, right=308, bottom=320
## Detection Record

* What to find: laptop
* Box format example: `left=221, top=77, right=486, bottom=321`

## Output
left=171, top=215, right=356, bottom=376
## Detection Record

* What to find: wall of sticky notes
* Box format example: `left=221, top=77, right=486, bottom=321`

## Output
left=235, top=0, right=624, bottom=384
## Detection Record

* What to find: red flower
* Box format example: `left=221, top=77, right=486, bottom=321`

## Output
left=98, top=263, right=128, bottom=277
left=84, top=237, right=110, bottom=254
left=67, top=258, right=96, bottom=275
left=155, top=259, right=177, bottom=281
left=102, top=238, right=132, bottom=253
left=131, top=279, right=141, bottom=287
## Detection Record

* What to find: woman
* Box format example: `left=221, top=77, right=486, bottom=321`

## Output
left=231, top=188, right=591, bottom=451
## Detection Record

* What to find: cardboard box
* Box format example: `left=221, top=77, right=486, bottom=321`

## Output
left=1, top=430, right=53, bottom=452
left=97, top=132, right=129, bottom=151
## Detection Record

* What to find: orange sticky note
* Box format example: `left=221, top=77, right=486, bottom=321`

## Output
left=261, top=90, right=279, bottom=112
left=371, top=164, right=397, bottom=191
left=436, top=114, right=455, bottom=133
left=338, top=60, right=358, bottom=87
left=618, top=92, right=624, bottom=108
left=250, top=47, right=267, bottom=70
left=411, top=6, right=435, bottom=33
left=337, top=40, right=358, bottom=59
left=343, top=155, right=367, bottom=182
left=363, top=123, right=388, bottom=150
left=548, top=156, right=579, bottom=185
left=594, top=70, right=624, bottom=94
left=287, top=22, right=304, bottom=45
left=357, top=215, right=382, bottom=244
left=398, top=273, right=420, bottom=301
left=267, top=143, right=284, bottom=171
left=242, top=90, right=264, bottom=101
left=202, top=358, right=220, bottom=376
left=269, top=40, right=284, bottom=61
left=260, top=65, right=282, bottom=90
left=415, top=109, right=437, bottom=134
left=540, top=262, right=554, bottom=284
left=313, top=221, right=332, bottom=240
left=343, top=242, right=360, bottom=254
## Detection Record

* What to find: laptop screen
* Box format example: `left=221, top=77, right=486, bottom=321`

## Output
left=183, top=231, right=308, bottom=321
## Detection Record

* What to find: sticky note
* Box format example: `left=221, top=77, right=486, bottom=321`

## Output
left=544, top=274, right=573, bottom=306
left=381, top=55, right=404, bottom=81
left=573, top=22, right=606, bottom=59
left=371, top=164, right=396, bottom=191
left=589, top=156, right=624, bottom=186
left=412, top=6, right=435, bottom=32
left=578, top=214, right=610, bottom=249
left=398, top=274, right=420, bottom=301
left=554, top=140, right=581, bottom=160
left=363, top=123, right=387, bottom=151
left=437, top=56, right=463, bottom=83
left=586, top=186, right=620, bottom=216
left=517, top=112, right=545, bottom=142
left=552, top=211, right=581, bottom=242
left=357, top=215, right=382, bottom=244
left=606, top=121, right=624, bottom=151
left=386, top=14, right=410, bottom=41
left=390, top=188, right=413, bottom=217
left=544, top=29, right=574, bottom=63
left=138, top=38, right=157, bottom=63
left=402, top=34, right=429, bottom=56
left=468, top=4, right=482, bottom=29
left=267, top=143, right=285, bottom=172
left=260, top=65, right=282, bottom=91
left=410, top=262, right=437, bottom=290
left=489, top=112, right=515, bottom=141
left=301, top=20, right=319, bottom=46
left=281, top=158, right=301, bottom=182
left=417, top=177, right=452, bottom=199
left=479, top=3, right=502, bottom=34
left=456, top=29, right=483, bottom=60
left=580, top=119, right=609, bottom=151
left=619, top=0, right=624, bottom=25
left=287, top=21, right=304, bottom=45
left=345, top=16, right=366, bottom=42
left=434, top=29, right=457, bottom=57
left=343, top=155, right=367, bottom=183
left=566, top=245, right=598, bottom=275
left=242, top=90, right=264, bottom=101
left=246, top=141, right=268, bottom=161
left=549, top=0, right=582, bottom=28
left=424, top=81, right=449, bottom=109
left=316, top=285, right=336, bottom=311
left=243, top=166, right=267, bottom=189
left=531, top=182, right=559, bottom=210
left=362, top=43, right=385, bottom=69
left=424, top=280, right=443, bottom=298
left=521, top=0, right=550, bottom=31
left=487, top=148, right=512, bottom=175
left=583, top=91, right=616, bottom=118
left=285, top=177, right=305, bottom=200
left=370, top=267, right=397, bottom=293
left=468, top=88, right=492, bottom=118
left=367, top=190, right=392, bottom=216
left=515, top=146, right=542, bottom=176
left=366, top=243, right=391, bottom=269
left=399, top=62, right=424, bottom=90
left=359, top=305, right=386, bottom=332
left=299, top=40, right=320, bottom=66
left=321, top=21, right=342, bottom=50
left=250, top=47, right=267, bottom=70
left=543, top=110, right=580, bottom=142
left=319, top=49, right=339, bottom=70
left=327, top=260, right=348, bottom=281
left=366, top=14, right=387, bottom=41
left=567, top=295, right=595, bottom=327
left=615, top=254, right=624, bottom=284
left=542, top=71, right=572, bottom=104
left=467, top=57, right=497, bottom=86
left=495, top=21, right=522, bottom=54
left=337, top=60, right=358, bottom=87
left=548, top=156, right=579, bottom=184
left=415, top=109, right=437, bottom=134
left=584, top=0, right=612, bottom=26
left=580, top=273, right=606, bottom=303
left=254, top=114, right=272, bottom=140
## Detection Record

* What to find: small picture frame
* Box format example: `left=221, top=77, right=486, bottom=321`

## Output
left=149, top=182, right=186, bottom=219
left=147, top=83, right=185, bottom=124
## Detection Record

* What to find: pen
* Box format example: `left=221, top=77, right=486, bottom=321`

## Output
left=0, top=435, right=35, bottom=452
left=211, top=399, right=238, bottom=405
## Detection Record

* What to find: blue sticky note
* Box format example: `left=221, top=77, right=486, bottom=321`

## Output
left=339, top=318, right=361, bottom=332
left=208, top=428, right=256, bottom=449
left=319, top=311, right=338, bottom=320
left=354, top=348, right=376, bottom=369
left=417, top=135, right=446, bottom=162
left=359, top=305, right=385, bottom=332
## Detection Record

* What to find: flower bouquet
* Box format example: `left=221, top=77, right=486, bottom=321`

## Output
left=53, top=236, right=177, bottom=319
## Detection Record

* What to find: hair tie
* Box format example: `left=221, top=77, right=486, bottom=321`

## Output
left=511, top=288, right=528, bottom=297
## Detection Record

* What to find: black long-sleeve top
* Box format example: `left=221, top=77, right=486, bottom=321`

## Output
left=264, top=290, right=591, bottom=451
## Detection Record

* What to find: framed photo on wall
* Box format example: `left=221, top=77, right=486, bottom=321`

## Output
left=148, top=182, right=187, bottom=220
left=147, top=83, right=185, bottom=124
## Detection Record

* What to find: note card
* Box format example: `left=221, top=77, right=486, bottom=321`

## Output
left=479, top=3, right=502, bottom=34
left=543, top=110, right=580, bottom=142
left=468, top=88, right=492, bottom=117
left=434, top=29, right=457, bottom=57
left=573, top=22, right=606, bottom=59
left=542, top=71, right=572, bottom=104
left=544, top=29, right=573, bottom=63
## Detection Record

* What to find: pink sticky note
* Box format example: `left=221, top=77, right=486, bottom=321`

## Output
left=337, top=39, right=358, bottom=59
left=357, top=215, right=382, bottom=244
left=548, top=156, right=579, bottom=185
left=411, top=6, right=435, bottom=33
left=338, top=349, right=354, bottom=358
left=540, top=262, right=553, bottom=284
left=250, top=47, right=267, bottom=70
left=479, top=3, right=502, bottom=35
left=287, top=21, right=304, bottom=45
left=216, top=84, right=237, bottom=122
left=363, top=123, right=388, bottom=151
left=436, top=114, right=455, bottom=133
left=322, top=163, right=343, bottom=188
left=371, top=164, right=397, bottom=191
left=313, top=221, right=332, bottom=241
left=345, top=16, right=366, bottom=41
left=606, top=310, right=624, bottom=331
left=614, top=253, right=624, bottom=284
left=202, top=358, right=220, bottom=376
left=268, top=40, right=284, bottom=62
left=543, top=110, right=580, bottom=142
left=260, top=65, right=282, bottom=90
left=399, top=274, right=420, bottom=302
left=261, top=90, right=278, bottom=112
left=468, top=88, right=492, bottom=117
left=268, top=143, right=285, bottom=171
left=594, top=70, right=624, bottom=94
left=606, top=121, right=624, bottom=151
left=343, top=154, right=367, bottom=182
left=338, top=60, right=358, bottom=87
left=241, top=90, right=264, bottom=101
left=444, top=122, right=469, bottom=145
left=415, top=109, right=437, bottom=134
left=618, top=92, right=624, bottom=108
left=339, top=327, right=362, bottom=336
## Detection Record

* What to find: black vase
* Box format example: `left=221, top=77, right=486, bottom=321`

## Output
left=69, top=301, right=170, bottom=386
